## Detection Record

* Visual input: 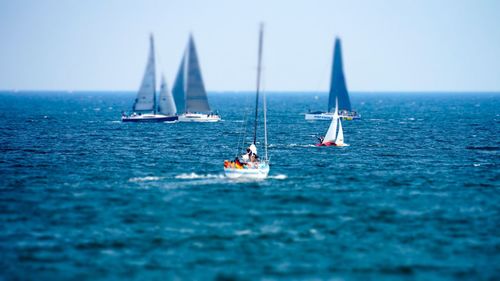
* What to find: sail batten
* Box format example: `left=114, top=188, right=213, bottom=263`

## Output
left=328, top=38, right=352, bottom=113
left=133, top=34, right=156, bottom=112
left=158, top=75, right=177, bottom=115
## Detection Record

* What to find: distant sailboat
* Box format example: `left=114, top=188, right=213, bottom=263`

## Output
left=305, top=37, right=360, bottom=121
left=173, top=35, right=221, bottom=122
left=122, top=34, right=178, bottom=122
left=316, top=98, right=349, bottom=147
left=224, top=24, right=270, bottom=179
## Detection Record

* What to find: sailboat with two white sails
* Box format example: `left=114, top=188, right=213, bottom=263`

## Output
left=316, top=98, right=349, bottom=147
left=122, top=34, right=177, bottom=122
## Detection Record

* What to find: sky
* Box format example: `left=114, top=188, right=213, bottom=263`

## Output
left=0, top=0, right=499, bottom=92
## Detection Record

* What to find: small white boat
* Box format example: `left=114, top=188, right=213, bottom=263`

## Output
left=173, top=35, right=221, bottom=123
left=224, top=24, right=270, bottom=180
left=305, top=37, right=360, bottom=121
left=316, top=98, right=349, bottom=147
left=178, top=113, right=221, bottom=122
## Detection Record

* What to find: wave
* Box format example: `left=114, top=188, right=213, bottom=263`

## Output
left=269, top=174, right=287, bottom=180
left=289, top=143, right=316, bottom=148
left=175, top=173, right=225, bottom=180
left=128, top=176, right=164, bottom=182
left=175, top=172, right=286, bottom=181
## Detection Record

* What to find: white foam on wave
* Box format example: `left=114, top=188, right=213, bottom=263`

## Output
left=289, top=143, right=316, bottom=148
left=175, top=172, right=225, bottom=180
left=128, top=176, right=164, bottom=182
left=269, top=174, right=287, bottom=180
left=235, top=229, right=252, bottom=236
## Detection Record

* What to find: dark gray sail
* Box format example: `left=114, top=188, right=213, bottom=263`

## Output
left=172, top=55, right=186, bottom=114
left=158, top=75, right=177, bottom=115
left=185, top=36, right=211, bottom=113
left=328, top=38, right=351, bottom=112
left=133, top=34, right=156, bottom=113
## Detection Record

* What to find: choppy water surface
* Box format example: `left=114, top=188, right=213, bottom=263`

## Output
left=0, top=92, right=499, bottom=280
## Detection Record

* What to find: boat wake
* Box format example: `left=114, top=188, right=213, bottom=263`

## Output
left=128, top=176, right=164, bottom=182
left=175, top=172, right=286, bottom=181
left=175, top=173, right=225, bottom=180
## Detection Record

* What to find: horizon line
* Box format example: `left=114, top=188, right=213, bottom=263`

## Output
left=1, top=89, right=500, bottom=95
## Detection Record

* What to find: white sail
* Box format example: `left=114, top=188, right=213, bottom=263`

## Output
left=158, top=75, right=177, bottom=115
left=323, top=98, right=339, bottom=143
left=335, top=119, right=344, bottom=145
left=133, top=34, right=156, bottom=112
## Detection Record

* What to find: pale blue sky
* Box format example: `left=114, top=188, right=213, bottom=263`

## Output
left=1, top=0, right=499, bottom=92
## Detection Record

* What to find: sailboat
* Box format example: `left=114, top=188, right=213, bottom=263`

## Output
left=173, top=35, right=221, bottom=122
left=316, top=98, right=349, bottom=147
left=223, top=24, right=269, bottom=179
left=122, top=34, right=178, bottom=122
left=305, top=37, right=360, bottom=121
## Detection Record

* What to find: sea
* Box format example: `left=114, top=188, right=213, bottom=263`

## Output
left=0, top=91, right=499, bottom=280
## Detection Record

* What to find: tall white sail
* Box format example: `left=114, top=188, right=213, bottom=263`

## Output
left=133, top=34, right=156, bottom=112
left=158, top=75, right=177, bottom=115
left=323, top=98, right=339, bottom=143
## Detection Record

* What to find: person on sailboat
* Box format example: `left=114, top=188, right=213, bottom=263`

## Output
left=317, top=135, right=325, bottom=144
left=241, top=144, right=258, bottom=162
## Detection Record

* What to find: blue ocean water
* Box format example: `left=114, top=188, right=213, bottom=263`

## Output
left=0, top=91, right=499, bottom=280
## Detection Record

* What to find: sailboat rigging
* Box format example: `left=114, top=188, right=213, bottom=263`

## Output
left=224, top=24, right=270, bottom=179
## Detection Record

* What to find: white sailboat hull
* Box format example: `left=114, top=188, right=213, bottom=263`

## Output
left=121, top=113, right=178, bottom=123
left=224, top=163, right=270, bottom=180
left=178, top=113, right=221, bottom=122
left=305, top=112, right=361, bottom=121
left=305, top=112, right=334, bottom=121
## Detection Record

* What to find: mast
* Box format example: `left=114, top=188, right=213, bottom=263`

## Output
left=263, top=44, right=268, bottom=161
left=150, top=34, right=157, bottom=115
left=253, top=24, right=264, bottom=145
